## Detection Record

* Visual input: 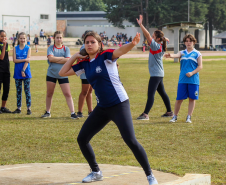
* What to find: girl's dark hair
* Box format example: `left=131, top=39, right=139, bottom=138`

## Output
left=154, top=30, right=167, bottom=51
left=17, top=32, right=26, bottom=45
left=183, top=34, right=197, bottom=44
left=0, top=30, right=6, bottom=35
left=84, top=31, right=104, bottom=53
left=53, top=31, right=63, bottom=45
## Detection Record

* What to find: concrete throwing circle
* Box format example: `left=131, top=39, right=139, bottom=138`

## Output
left=0, top=163, right=179, bottom=185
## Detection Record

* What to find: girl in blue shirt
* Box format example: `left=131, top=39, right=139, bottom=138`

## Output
left=59, top=31, right=158, bottom=185
left=12, top=32, right=32, bottom=115
left=165, top=34, right=203, bottom=123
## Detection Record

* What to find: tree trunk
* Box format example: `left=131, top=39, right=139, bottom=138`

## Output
left=205, top=22, right=208, bottom=50
left=209, top=18, right=213, bottom=47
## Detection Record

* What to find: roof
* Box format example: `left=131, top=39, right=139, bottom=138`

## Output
left=159, top=21, right=203, bottom=29
left=212, top=31, right=226, bottom=39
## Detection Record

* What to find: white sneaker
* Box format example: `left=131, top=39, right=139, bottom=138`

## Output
left=82, top=171, right=103, bottom=183
left=169, top=115, right=177, bottom=123
left=147, top=173, right=158, bottom=185
left=186, top=116, right=192, bottom=123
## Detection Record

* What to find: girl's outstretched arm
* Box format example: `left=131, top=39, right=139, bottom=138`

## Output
left=164, top=52, right=181, bottom=58
left=59, top=53, right=87, bottom=77
left=136, top=15, right=152, bottom=43
left=112, top=33, right=140, bottom=60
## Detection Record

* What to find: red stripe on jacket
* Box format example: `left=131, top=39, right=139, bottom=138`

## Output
left=149, top=45, right=162, bottom=55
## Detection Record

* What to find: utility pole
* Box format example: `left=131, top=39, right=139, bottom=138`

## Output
left=188, top=0, right=190, bottom=22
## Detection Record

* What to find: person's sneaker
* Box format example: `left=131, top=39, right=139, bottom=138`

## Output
left=169, top=115, right=177, bottom=123
left=88, top=111, right=92, bottom=116
left=186, top=116, right=192, bottom=123
left=77, top=112, right=84, bottom=118
left=147, top=173, right=158, bottom=185
left=82, top=171, right=103, bottom=183
left=137, top=113, right=149, bottom=120
left=12, top=108, right=21, bottom=114
left=41, top=111, right=51, bottom=118
left=1, top=107, right=12, bottom=113
left=161, top=111, right=173, bottom=117
left=0, top=110, right=2, bottom=114
left=71, top=113, right=79, bottom=119
left=27, top=109, right=32, bottom=115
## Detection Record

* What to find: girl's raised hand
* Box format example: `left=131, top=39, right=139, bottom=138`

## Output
left=136, top=15, right=143, bottom=25
left=132, top=33, right=141, bottom=46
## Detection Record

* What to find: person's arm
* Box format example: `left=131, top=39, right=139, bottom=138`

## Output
left=13, top=48, right=29, bottom=63
left=164, top=52, right=181, bottom=58
left=186, top=55, right=203, bottom=77
left=136, top=15, right=152, bottom=43
left=48, top=55, right=66, bottom=63
left=0, top=41, right=7, bottom=60
left=21, top=48, right=31, bottom=77
left=55, top=46, right=71, bottom=64
left=59, top=53, right=87, bottom=77
left=112, top=32, right=140, bottom=60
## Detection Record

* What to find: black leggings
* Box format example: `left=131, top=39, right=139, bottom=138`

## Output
left=0, top=72, right=10, bottom=101
left=144, top=77, right=171, bottom=114
left=77, top=100, right=152, bottom=176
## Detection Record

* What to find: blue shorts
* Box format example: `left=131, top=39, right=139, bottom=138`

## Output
left=27, top=41, right=30, bottom=45
left=176, top=83, right=199, bottom=100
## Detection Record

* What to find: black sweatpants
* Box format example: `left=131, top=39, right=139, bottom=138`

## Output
left=144, top=77, right=171, bottom=114
left=77, top=100, right=152, bottom=176
left=0, top=72, right=10, bottom=101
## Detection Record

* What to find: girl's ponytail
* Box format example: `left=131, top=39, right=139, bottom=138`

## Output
left=162, top=37, right=167, bottom=52
left=154, top=30, right=167, bottom=52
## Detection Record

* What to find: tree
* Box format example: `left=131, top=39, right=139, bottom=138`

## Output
left=104, top=0, right=208, bottom=29
left=205, top=0, right=226, bottom=46
left=57, top=0, right=106, bottom=11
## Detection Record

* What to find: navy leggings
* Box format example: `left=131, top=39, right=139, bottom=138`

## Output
left=144, top=77, right=171, bottom=114
left=77, top=100, right=152, bottom=176
left=15, top=78, right=31, bottom=108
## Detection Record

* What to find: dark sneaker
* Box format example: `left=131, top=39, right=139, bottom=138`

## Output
left=71, top=113, right=79, bottom=119
left=161, top=111, right=173, bottom=117
left=88, top=111, right=92, bottom=116
left=0, top=110, right=2, bottom=114
left=147, top=173, right=158, bottom=185
left=1, top=107, right=12, bottom=113
left=137, top=113, right=149, bottom=120
left=77, top=112, right=84, bottom=118
left=82, top=171, right=103, bottom=183
left=41, top=111, right=51, bottom=118
left=27, top=109, right=32, bottom=115
left=12, top=108, right=21, bottom=114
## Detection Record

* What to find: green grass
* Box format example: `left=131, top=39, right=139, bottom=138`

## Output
left=202, top=56, right=226, bottom=59
left=0, top=59, right=226, bottom=184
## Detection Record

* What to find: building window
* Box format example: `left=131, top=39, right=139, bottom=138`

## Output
left=40, top=14, right=49, bottom=19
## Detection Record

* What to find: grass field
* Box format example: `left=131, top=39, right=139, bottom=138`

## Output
left=0, top=58, right=225, bottom=184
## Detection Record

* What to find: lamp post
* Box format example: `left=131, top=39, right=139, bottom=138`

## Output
left=188, top=0, right=190, bottom=22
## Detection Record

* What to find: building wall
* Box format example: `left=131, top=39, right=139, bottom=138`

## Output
left=0, top=0, right=56, bottom=37
left=57, top=20, right=67, bottom=36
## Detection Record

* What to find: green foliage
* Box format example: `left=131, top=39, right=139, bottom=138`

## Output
left=104, top=0, right=208, bottom=28
left=57, top=0, right=106, bottom=11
